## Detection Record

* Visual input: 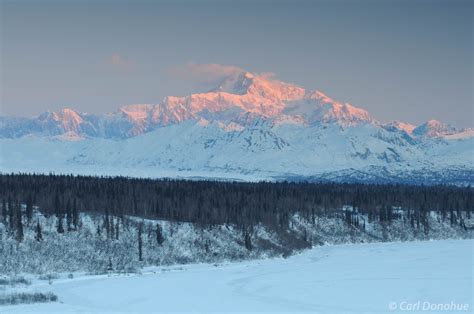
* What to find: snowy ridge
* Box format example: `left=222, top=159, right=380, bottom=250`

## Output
left=0, top=70, right=472, bottom=184
left=0, top=72, right=377, bottom=138
left=412, top=119, right=459, bottom=138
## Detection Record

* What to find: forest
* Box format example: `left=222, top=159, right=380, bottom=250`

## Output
left=1, top=173, right=472, bottom=241
left=0, top=173, right=472, bottom=274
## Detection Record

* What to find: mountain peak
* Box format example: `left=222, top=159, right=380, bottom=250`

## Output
left=119, top=104, right=156, bottom=121
left=307, top=90, right=335, bottom=103
left=211, top=71, right=255, bottom=95
left=210, top=71, right=306, bottom=102
left=413, top=120, right=457, bottom=137
left=386, top=121, right=416, bottom=134
left=2, top=69, right=468, bottom=141
left=38, top=107, right=83, bottom=124
left=426, top=119, right=443, bottom=126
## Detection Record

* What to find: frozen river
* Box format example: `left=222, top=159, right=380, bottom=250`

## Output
left=3, top=239, right=472, bottom=313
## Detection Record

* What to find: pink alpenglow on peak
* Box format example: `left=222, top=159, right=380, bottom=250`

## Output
left=23, top=71, right=374, bottom=135
left=386, top=121, right=417, bottom=134
left=412, top=120, right=458, bottom=138
left=38, top=108, right=83, bottom=125
left=1, top=67, right=472, bottom=184
left=1, top=67, right=469, bottom=141
left=153, top=71, right=371, bottom=127
left=119, top=104, right=157, bottom=122
left=36, top=108, right=86, bottom=136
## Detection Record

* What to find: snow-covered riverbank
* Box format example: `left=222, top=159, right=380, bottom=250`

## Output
left=2, top=239, right=472, bottom=313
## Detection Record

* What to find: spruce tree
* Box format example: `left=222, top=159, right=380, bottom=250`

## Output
left=72, top=198, right=79, bottom=229
left=110, top=218, right=115, bottom=240
left=244, top=229, right=252, bottom=251
left=104, top=209, right=110, bottom=239
left=54, top=191, right=61, bottom=218
left=66, top=199, right=72, bottom=231
left=156, top=224, right=164, bottom=245
left=15, top=203, right=24, bottom=242
left=115, top=221, right=120, bottom=240
left=35, top=221, right=43, bottom=241
left=57, top=216, right=64, bottom=234
left=138, top=223, right=143, bottom=261
left=8, top=198, right=14, bottom=234
left=107, top=257, right=113, bottom=271
left=1, top=199, right=7, bottom=222
left=1, top=199, right=5, bottom=223
left=26, top=195, right=33, bottom=223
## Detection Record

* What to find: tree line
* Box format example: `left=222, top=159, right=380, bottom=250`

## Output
left=0, top=173, right=472, bottom=243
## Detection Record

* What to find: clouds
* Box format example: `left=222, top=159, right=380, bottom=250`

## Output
left=259, top=72, right=276, bottom=79
left=109, top=54, right=123, bottom=66
left=107, top=54, right=134, bottom=70
left=168, top=63, right=246, bottom=83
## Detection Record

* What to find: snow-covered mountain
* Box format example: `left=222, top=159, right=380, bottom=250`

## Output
left=1, top=71, right=473, bottom=184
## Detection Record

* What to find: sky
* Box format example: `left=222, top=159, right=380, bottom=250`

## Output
left=0, top=0, right=472, bottom=127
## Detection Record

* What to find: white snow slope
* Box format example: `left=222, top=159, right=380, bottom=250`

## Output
left=2, top=239, right=472, bottom=313
left=1, top=71, right=473, bottom=184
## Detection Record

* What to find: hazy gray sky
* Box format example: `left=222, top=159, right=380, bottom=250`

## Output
left=1, top=0, right=472, bottom=127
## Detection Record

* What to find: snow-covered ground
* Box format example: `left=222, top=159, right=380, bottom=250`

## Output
left=2, top=121, right=473, bottom=185
left=1, top=71, right=473, bottom=184
left=2, top=239, right=472, bottom=313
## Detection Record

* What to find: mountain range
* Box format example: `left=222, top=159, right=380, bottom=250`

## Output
left=1, top=71, right=473, bottom=184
